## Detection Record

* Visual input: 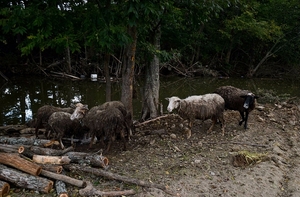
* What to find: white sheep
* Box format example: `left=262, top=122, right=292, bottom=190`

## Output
left=165, top=93, right=225, bottom=138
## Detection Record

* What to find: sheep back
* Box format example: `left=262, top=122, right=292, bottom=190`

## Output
left=178, top=93, right=225, bottom=122
left=214, top=86, right=256, bottom=113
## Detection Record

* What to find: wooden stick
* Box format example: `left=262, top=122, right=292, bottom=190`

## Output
left=0, top=153, right=42, bottom=176
left=0, top=136, right=56, bottom=146
left=33, top=155, right=71, bottom=165
left=0, top=71, right=8, bottom=81
left=40, top=169, right=86, bottom=188
left=0, top=164, right=53, bottom=193
left=55, top=180, right=69, bottom=197
left=40, top=164, right=63, bottom=174
left=64, top=164, right=176, bottom=196
left=79, top=181, right=135, bottom=197
left=0, top=180, right=10, bottom=197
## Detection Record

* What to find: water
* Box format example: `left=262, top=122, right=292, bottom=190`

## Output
left=1, top=76, right=299, bottom=126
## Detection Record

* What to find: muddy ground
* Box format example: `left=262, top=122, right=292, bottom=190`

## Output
left=6, top=98, right=300, bottom=197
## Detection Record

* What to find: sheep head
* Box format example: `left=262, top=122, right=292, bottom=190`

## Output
left=165, top=96, right=181, bottom=112
left=240, top=93, right=258, bottom=109
left=70, top=104, right=89, bottom=120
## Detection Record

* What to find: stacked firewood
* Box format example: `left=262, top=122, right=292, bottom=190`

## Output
left=0, top=125, right=175, bottom=197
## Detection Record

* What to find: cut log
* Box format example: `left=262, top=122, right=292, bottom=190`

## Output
left=40, top=164, right=63, bottom=174
left=79, top=181, right=135, bottom=197
left=0, top=153, right=42, bottom=176
left=0, top=125, right=27, bottom=133
left=0, top=164, right=53, bottom=193
left=64, top=164, right=176, bottom=195
left=0, top=180, right=10, bottom=197
left=64, top=151, right=109, bottom=168
left=0, top=136, right=56, bottom=146
left=0, top=144, right=25, bottom=154
left=40, top=169, right=86, bottom=188
left=30, top=145, right=74, bottom=156
left=33, top=155, right=71, bottom=165
left=55, top=180, right=68, bottom=197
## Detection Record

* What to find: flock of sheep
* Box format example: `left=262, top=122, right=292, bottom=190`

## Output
left=33, top=85, right=258, bottom=152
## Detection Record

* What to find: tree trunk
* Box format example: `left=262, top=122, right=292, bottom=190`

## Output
left=64, top=151, right=109, bottom=168
left=0, top=164, right=53, bottom=193
left=104, top=53, right=112, bottom=101
left=121, top=26, right=137, bottom=116
left=55, top=180, right=69, bottom=197
left=141, top=25, right=161, bottom=120
left=0, top=153, right=42, bottom=176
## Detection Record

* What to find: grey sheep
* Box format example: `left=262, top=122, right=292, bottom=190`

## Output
left=35, top=104, right=79, bottom=138
left=214, top=85, right=258, bottom=129
left=165, top=94, right=225, bottom=138
left=47, top=104, right=89, bottom=149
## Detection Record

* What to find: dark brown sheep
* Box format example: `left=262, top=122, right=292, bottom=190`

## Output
left=166, top=94, right=225, bottom=138
left=214, top=85, right=258, bottom=129
left=47, top=104, right=88, bottom=149
left=34, top=103, right=85, bottom=138
left=70, top=101, right=132, bottom=152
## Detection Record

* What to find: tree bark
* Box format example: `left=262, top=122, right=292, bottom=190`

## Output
left=0, top=144, right=25, bottom=154
left=40, top=164, right=63, bottom=174
left=104, top=53, right=112, bottom=102
left=64, top=151, right=109, bottom=168
left=55, top=180, right=68, bottom=197
left=0, top=136, right=55, bottom=146
left=0, top=153, right=42, bottom=176
left=121, top=25, right=137, bottom=116
left=141, top=24, right=161, bottom=120
left=30, top=145, right=74, bottom=156
left=0, top=180, right=10, bottom=197
left=0, top=164, right=53, bottom=193
left=40, top=169, right=86, bottom=188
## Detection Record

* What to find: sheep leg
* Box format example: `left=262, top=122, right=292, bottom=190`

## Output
left=207, top=118, right=217, bottom=134
left=244, top=111, right=249, bottom=129
left=120, top=130, right=128, bottom=151
left=89, top=133, right=96, bottom=149
left=59, top=138, right=65, bottom=150
left=238, top=111, right=245, bottom=126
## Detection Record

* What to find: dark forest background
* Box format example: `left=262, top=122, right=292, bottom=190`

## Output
left=1, top=0, right=300, bottom=79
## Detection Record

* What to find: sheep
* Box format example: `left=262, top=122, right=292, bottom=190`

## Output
left=47, top=104, right=89, bottom=149
left=165, top=94, right=225, bottom=138
left=34, top=103, right=82, bottom=138
left=214, top=85, right=258, bottom=129
left=70, top=101, right=132, bottom=152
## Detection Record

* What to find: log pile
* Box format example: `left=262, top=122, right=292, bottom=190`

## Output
left=0, top=125, right=175, bottom=197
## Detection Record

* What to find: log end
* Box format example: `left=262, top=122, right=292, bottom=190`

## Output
left=0, top=182, right=10, bottom=197
left=44, top=180, right=54, bottom=193
left=59, top=192, right=69, bottom=197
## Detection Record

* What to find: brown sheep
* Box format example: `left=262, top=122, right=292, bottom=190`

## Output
left=214, top=85, right=258, bottom=129
left=47, top=103, right=88, bottom=149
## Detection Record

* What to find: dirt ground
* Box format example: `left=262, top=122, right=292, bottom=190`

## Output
left=6, top=98, right=300, bottom=197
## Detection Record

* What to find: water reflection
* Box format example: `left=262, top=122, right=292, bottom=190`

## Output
left=1, top=76, right=299, bottom=126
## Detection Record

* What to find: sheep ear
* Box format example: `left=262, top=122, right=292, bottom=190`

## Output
left=165, top=97, right=169, bottom=101
left=83, top=105, right=89, bottom=110
left=70, top=103, right=76, bottom=108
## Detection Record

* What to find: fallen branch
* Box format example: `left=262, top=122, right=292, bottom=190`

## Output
left=40, top=164, right=63, bottom=174
left=0, top=180, right=10, bottom=197
left=50, top=71, right=80, bottom=80
left=0, top=164, right=53, bottom=193
left=64, top=164, right=176, bottom=196
left=40, top=169, right=86, bottom=188
left=0, top=136, right=56, bottom=146
left=79, top=181, right=136, bottom=197
left=0, top=153, right=42, bottom=176
left=30, top=145, right=74, bottom=156
left=0, top=71, right=8, bottom=81
left=0, top=144, right=25, bottom=154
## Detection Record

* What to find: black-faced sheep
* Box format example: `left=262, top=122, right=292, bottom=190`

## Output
left=214, top=85, right=258, bottom=129
left=47, top=104, right=89, bottom=149
left=165, top=94, right=225, bottom=138
left=34, top=103, right=82, bottom=138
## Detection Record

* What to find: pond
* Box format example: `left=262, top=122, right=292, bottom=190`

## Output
left=1, top=75, right=299, bottom=126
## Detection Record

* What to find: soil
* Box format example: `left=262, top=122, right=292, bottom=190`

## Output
left=6, top=99, right=300, bottom=197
